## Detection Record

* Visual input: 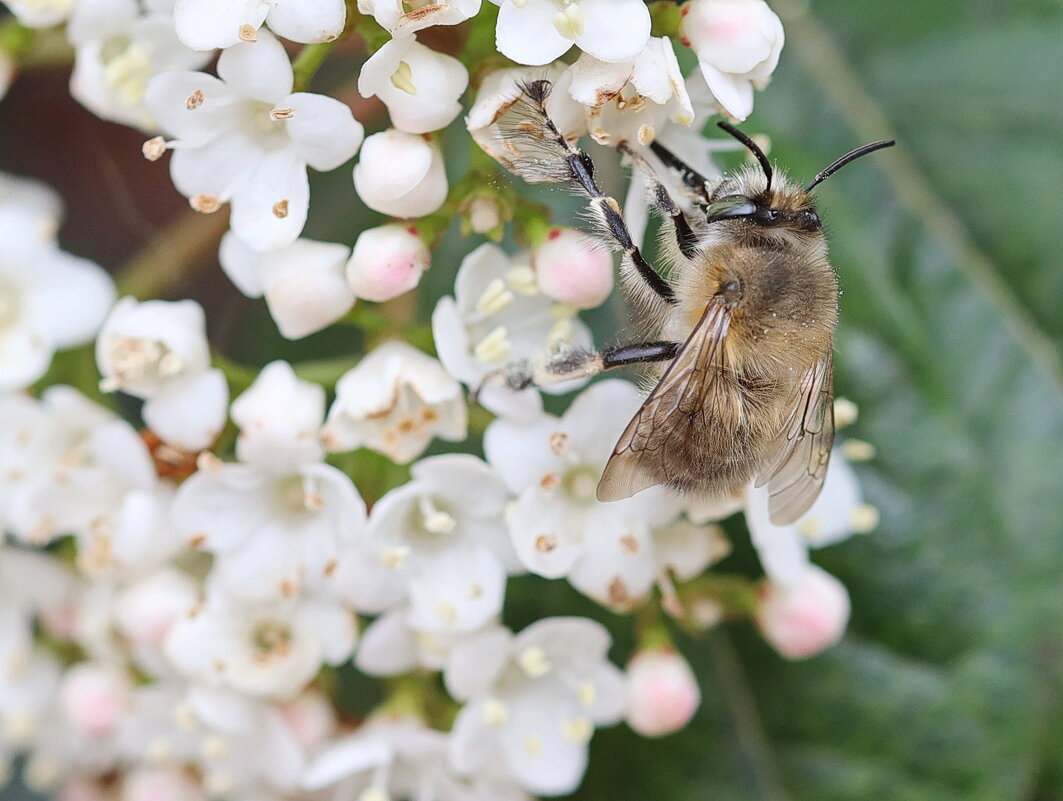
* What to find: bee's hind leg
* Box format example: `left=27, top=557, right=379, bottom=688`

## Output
left=474, top=340, right=680, bottom=397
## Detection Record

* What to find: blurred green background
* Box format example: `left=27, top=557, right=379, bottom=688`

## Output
left=2, top=0, right=1063, bottom=798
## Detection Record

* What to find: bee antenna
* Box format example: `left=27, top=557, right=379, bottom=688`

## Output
left=806, top=139, right=896, bottom=191
left=717, top=121, right=773, bottom=192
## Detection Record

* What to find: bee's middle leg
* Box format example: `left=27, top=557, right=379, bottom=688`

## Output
left=486, top=340, right=680, bottom=393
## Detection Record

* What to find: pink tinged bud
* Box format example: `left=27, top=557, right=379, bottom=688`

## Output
left=58, top=663, right=132, bottom=739
left=279, top=691, right=337, bottom=751
left=625, top=649, right=701, bottom=737
left=56, top=777, right=109, bottom=801
left=756, top=565, right=851, bottom=660
left=346, top=224, right=431, bottom=302
left=532, top=227, right=614, bottom=310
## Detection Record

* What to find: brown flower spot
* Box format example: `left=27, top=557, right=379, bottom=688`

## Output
left=190, top=194, right=221, bottom=214
left=539, top=472, right=559, bottom=491
left=618, top=534, right=639, bottom=554
left=272, top=199, right=289, bottom=219
left=186, top=89, right=205, bottom=110
left=237, top=23, right=257, bottom=42
left=188, top=533, right=207, bottom=549
left=534, top=534, right=557, bottom=553
left=142, top=136, right=166, bottom=161
left=548, top=431, right=569, bottom=456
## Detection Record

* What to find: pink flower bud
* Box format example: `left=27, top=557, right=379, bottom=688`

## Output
left=280, top=691, right=337, bottom=750
left=114, top=570, right=198, bottom=648
left=625, top=648, right=701, bottom=737
left=532, top=227, right=614, bottom=309
left=346, top=224, right=431, bottom=302
left=756, top=565, right=850, bottom=660
left=353, top=130, right=448, bottom=219
left=56, top=777, right=109, bottom=801
left=58, top=663, right=131, bottom=739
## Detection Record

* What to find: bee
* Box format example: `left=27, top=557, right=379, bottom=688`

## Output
left=489, top=79, right=893, bottom=524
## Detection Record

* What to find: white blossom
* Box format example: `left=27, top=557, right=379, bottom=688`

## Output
left=95, top=297, right=228, bottom=451
left=488, top=0, right=650, bottom=66
left=431, top=242, right=593, bottom=418
left=2, top=0, right=74, bottom=28
left=484, top=380, right=682, bottom=611
left=353, top=129, right=448, bottom=219
left=143, top=31, right=363, bottom=250
left=680, top=0, right=784, bottom=121
left=219, top=233, right=354, bottom=340
left=745, top=452, right=872, bottom=587
left=356, top=0, right=481, bottom=37
left=445, top=618, right=625, bottom=796
left=350, top=454, right=517, bottom=636
left=305, top=713, right=529, bottom=801
left=0, top=174, right=115, bottom=391
left=68, top=0, right=211, bottom=130
left=173, top=0, right=346, bottom=51
left=358, top=38, right=469, bottom=134
left=322, top=341, right=467, bottom=464
left=164, top=588, right=356, bottom=701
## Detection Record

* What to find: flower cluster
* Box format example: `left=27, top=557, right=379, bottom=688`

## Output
left=0, top=0, right=880, bottom=799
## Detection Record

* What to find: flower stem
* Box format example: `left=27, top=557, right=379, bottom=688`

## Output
left=116, top=208, right=231, bottom=299
left=292, top=41, right=338, bottom=92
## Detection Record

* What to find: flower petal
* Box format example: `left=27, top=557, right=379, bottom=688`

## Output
left=216, top=29, right=293, bottom=103
left=574, top=0, right=650, bottom=63
left=495, top=0, right=572, bottom=66
left=173, top=0, right=268, bottom=50
left=284, top=92, right=364, bottom=171
left=229, top=150, right=310, bottom=251
left=266, top=0, right=346, bottom=43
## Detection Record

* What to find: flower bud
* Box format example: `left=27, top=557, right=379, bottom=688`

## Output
left=58, top=662, right=131, bottom=739
left=756, top=565, right=850, bottom=660
left=532, top=227, right=614, bottom=309
left=625, top=648, right=701, bottom=737
left=279, top=691, right=337, bottom=751
left=680, top=0, right=784, bottom=121
left=346, top=224, right=431, bottom=302
left=114, top=569, right=198, bottom=648
left=353, top=130, right=447, bottom=219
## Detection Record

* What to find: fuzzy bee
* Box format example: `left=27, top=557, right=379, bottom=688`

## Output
left=490, top=79, right=893, bottom=524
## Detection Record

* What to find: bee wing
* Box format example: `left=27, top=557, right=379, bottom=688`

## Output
left=597, top=301, right=731, bottom=502
left=754, top=352, right=836, bottom=525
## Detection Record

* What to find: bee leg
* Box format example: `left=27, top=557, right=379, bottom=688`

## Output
left=651, top=183, right=700, bottom=261
left=473, top=341, right=680, bottom=398
left=565, top=152, right=678, bottom=305
left=649, top=140, right=714, bottom=206
left=516, top=81, right=677, bottom=306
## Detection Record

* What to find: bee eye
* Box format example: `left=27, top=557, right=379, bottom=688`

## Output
left=802, top=210, right=821, bottom=228
left=755, top=207, right=780, bottom=225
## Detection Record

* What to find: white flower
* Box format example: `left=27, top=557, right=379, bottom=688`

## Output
left=120, top=768, right=206, bottom=801
left=624, top=648, right=700, bottom=737
left=570, top=37, right=695, bottom=147
left=114, top=568, right=199, bottom=674
left=143, top=31, right=363, bottom=250
left=173, top=0, right=346, bottom=51
left=488, top=0, right=650, bottom=66
left=229, top=361, right=326, bottom=471
left=745, top=452, right=872, bottom=587
left=531, top=227, right=614, bottom=310
left=467, top=65, right=585, bottom=169
left=484, top=380, right=681, bottom=611
left=357, top=0, right=481, bottom=37
left=358, top=38, right=469, bottom=134
left=680, top=0, right=784, bottom=121
left=95, top=297, right=228, bottom=451
left=164, top=588, right=356, bottom=700
left=345, top=225, right=430, bottom=303
left=2, top=0, right=74, bottom=28
left=755, top=565, right=850, bottom=660
left=68, top=0, right=211, bottom=130
left=219, top=233, right=354, bottom=340
left=304, top=713, right=529, bottom=801
left=352, top=454, right=516, bottom=634
left=431, top=242, right=593, bottom=418
left=445, top=618, right=625, bottom=796
left=354, top=606, right=471, bottom=675
left=353, top=129, right=447, bottom=219
left=172, top=454, right=366, bottom=601
left=0, top=174, right=115, bottom=391
left=322, top=341, right=466, bottom=464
